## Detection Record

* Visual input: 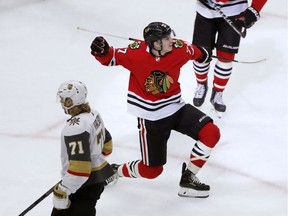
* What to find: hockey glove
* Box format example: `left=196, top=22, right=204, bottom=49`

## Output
left=196, top=46, right=212, bottom=63
left=235, top=7, right=260, bottom=29
left=53, top=183, right=71, bottom=210
left=90, top=36, right=109, bottom=56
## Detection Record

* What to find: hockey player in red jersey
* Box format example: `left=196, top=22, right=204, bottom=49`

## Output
left=192, top=0, right=267, bottom=117
left=52, top=80, right=116, bottom=216
left=90, top=22, right=220, bottom=198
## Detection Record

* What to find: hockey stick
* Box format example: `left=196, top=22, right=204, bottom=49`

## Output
left=212, top=55, right=266, bottom=64
left=206, top=0, right=247, bottom=38
left=18, top=181, right=60, bottom=216
left=78, top=26, right=265, bottom=64
left=77, top=26, right=139, bottom=41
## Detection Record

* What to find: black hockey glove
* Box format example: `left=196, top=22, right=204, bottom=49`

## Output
left=90, top=36, right=109, bottom=56
left=235, top=7, right=260, bottom=29
left=196, top=46, right=212, bottom=63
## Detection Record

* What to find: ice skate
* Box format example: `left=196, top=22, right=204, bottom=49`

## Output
left=178, top=163, right=210, bottom=198
left=210, top=89, right=226, bottom=118
left=104, top=164, right=120, bottom=186
left=193, top=83, right=208, bottom=107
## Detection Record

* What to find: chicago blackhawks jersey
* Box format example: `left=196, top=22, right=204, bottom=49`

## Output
left=60, top=110, right=114, bottom=194
left=196, top=0, right=267, bottom=18
left=94, top=39, right=203, bottom=121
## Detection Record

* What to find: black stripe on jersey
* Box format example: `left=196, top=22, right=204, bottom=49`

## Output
left=127, top=93, right=182, bottom=111
left=83, top=162, right=115, bottom=186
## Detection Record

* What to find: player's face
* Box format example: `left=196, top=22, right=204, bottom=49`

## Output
left=60, top=97, right=73, bottom=114
left=160, top=35, right=173, bottom=54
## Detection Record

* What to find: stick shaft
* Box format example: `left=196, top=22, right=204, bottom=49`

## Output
left=18, top=181, right=60, bottom=216
left=212, top=55, right=266, bottom=64
left=207, top=1, right=247, bottom=38
left=78, top=26, right=265, bottom=64
left=77, top=26, right=138, bottom=41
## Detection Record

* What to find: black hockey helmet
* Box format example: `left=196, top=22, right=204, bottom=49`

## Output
left=143, top=22, right=173, bottom=47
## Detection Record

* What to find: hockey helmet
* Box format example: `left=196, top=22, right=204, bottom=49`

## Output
left=57, top=80, right=87, bottom=111
left=143, top=22, right=174, bottom=47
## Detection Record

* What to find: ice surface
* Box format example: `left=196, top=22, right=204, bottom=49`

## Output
left=0, top=0, right=287, bottom=215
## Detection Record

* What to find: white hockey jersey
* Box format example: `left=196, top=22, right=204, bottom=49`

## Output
left=59, top=109, right=114, bottom=194
left=196, top=0, right=248, bottom=18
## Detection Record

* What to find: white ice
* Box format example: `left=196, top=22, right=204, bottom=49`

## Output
left=0, top=0, right=287, bottom=215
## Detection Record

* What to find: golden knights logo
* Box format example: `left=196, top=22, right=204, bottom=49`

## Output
left=144, top=70, right=174, bottom=95
left=69, top=117, right=80, bottom=126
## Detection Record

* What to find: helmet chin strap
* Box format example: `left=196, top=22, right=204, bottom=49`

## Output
left=157, top=40, right=163, bottom=56
left=62, top=104, right=72, bottom=115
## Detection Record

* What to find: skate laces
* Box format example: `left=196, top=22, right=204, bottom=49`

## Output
left=188, top=173, right=205, bottom=185
left=194, top=84, right=206, bottom=99
left=212, top=91, right=225, bottom=105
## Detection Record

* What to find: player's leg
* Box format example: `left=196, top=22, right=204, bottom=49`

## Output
left=192, top=12, right=217, bottom=107
left=113, top=117, right=173, bottom=179
left=175, top=104, right=220, bottom=197
left=211, top=17, right=241, bottom=117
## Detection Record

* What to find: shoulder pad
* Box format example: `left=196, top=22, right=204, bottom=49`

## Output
left=129, top=41, right=141, bottom=50
left=173, top=40, right=184, bottom=48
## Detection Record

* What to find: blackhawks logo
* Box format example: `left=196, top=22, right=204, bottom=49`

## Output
left=174, top=40, right=183, bottom=48
left=129, top=41, right=141, bottom=49
left=144, top=71, right=174, bottom=95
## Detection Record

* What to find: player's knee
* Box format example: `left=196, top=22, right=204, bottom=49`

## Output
left=198, top=122, right=220, bottom=148
left=138, top=162, right=163, bottom=179
left=216, top=50, right=235, bottom=62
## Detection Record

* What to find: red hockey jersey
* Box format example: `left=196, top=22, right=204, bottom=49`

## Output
left=94, top=39, right=203, bottom=121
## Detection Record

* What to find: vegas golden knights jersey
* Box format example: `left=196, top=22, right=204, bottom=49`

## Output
left=60, top=109, right=114, bottom=194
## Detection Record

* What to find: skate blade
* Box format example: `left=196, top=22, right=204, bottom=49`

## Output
left=178, top=187, right=209, bottom=198
left=211, top=106, right=224, bottom=118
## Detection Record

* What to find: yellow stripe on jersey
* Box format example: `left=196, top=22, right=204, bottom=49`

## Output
left=69, top=160, right=91, bottom=175
left=102, top=140, right=113, bottom=155
left=91, top=161, right=109, bottom=171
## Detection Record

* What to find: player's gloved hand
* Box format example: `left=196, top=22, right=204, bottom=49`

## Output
left=90, top=36, right=109, bottom=56
left=196, top=46, right=212, bottom=63
left=235, top=7, right=260, bottom=29
left=53, top=183, right=71, bottom=210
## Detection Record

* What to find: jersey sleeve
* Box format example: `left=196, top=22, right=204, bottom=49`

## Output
left=102, top=128, right=113, bottom=156
left=176, top=39, right=203, bottom=61
left=93, top=46, right=114, bottom=66
left=93, top=41, right=144, bottom=71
